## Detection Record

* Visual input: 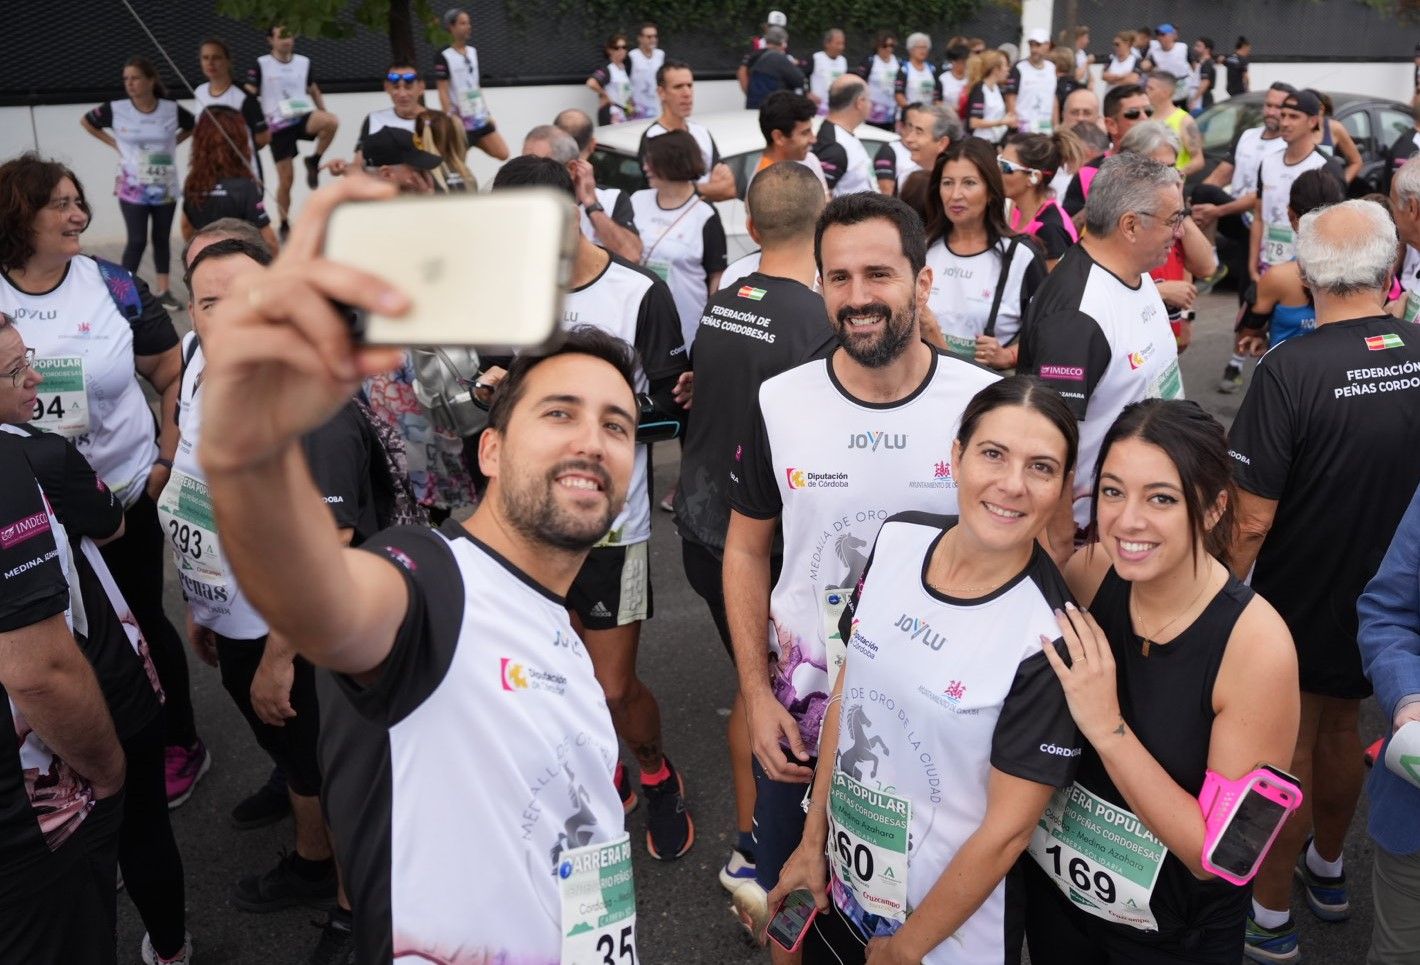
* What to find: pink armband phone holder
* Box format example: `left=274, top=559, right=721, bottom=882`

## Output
left=1198, top=766, right=1303, bottom=886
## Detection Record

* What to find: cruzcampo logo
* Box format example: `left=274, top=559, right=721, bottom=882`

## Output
left=1400, top=754, right=1420, bottom=786
left=1366, top=333, right=1404, bottom=351
left=737, top=285, right=767, bottom=301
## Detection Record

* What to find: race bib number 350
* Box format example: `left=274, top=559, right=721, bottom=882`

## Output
left=1027, top=783, right=1167, bottom=932
left=30, top=356, right=89, bottom=438
left=558, top=834, right=637, bottom=964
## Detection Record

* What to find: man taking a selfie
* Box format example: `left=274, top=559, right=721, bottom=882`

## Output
left=197, top=177, right=641, bottom=963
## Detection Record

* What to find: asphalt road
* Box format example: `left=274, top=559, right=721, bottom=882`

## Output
left=105, top=249, right=1386, bottom=964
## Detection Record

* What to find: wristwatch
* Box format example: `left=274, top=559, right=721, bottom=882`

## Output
left=582, top=201, right=605, bottom=216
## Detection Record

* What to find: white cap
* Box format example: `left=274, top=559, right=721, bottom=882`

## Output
left=766, top=10, right=787, bottom=26
left=1027, top=28, right=1050, bottom=45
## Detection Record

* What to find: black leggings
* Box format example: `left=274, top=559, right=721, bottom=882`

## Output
left=118, top=200, right=176, bottom=277
left=120, top=713, right=187, bottom=958
left=100, top=493, right=196, bottom=748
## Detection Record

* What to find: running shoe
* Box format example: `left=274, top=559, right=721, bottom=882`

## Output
left=1217, top=361, right=1244, bottom=394
left=718, top=848, right=758, bottom=895
left=165, top=739, right=211, bottom=809
left=1195, top=264, right=1229, bottom=296
left=642, top=758, right=694, bottom=860
left=1295, top=840, right=1350, bottom=921
left=231, top=779, right=291, bottom=830
left=141, top=932, right=193, bottom=965
left=305, top=155, right=321, bottom=190
left=234, top=850, right=338, bottom=913
left=614, top=761, right=638, bottom=816
left=1243, top=914, right=1300, bottom=962
left=730, top=878, right=771, bottom=942
left=659, top=484, right=677, bottom=513
left=306, top=909, right=355, bottom=965
left=157, top=289, right=182, bottom=312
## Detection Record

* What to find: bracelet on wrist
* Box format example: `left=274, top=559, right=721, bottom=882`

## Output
left=154, top=457, right=174, bottom=470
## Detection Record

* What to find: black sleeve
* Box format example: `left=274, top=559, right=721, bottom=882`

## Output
left=634, top=278, right=689, bottom=390
left=609, top=189, right=638, bottom=234
left=356, top=116, right=372, bottom=153
left=1063, top=171, right=1088, bottom=217
left=432, top=49, right=450, bottom=82
left=86, top=101, right=114, bottom=129
left=894, top=64, right=909, bottom=98
left=19, top=432, right=124, bottom=541
left=1016, top=309, right=1112, bottom=420
left=852, top=56, right=871, bottom=80
left=701, top=210, right=728, bottom=276
left=873, top=141, right=898, bottom=188
left=814, top=129, right=849, bottom=190
left=1007, top=65, right=1022, bottom=97
left=0, top=450, right=69, bottom=632
left=129, top=276, right=180, bottom=356
left=707, top=132, right=722, bottom=169
left=967, top=83, right=987, bottom=121
left=780, top=56, right=806, bottom=94
left=176, top=104, right=196, bottom=132
left=245, top=62, right=262, bottom=90
left=1226, top=356, right=1296, bottom=500
left=338, top=524, right=464, bottom=724
left=241, top=94, right=268, bottom=136
left=1016, top=250, right=1048, bottom=319
left=728, top=399, right=782, bottom=519
left=1036, top=222, right=1075, bottom=261
left=301, top=404, right=372, bottom=533
left=992, top=648, right=1081, bottom=787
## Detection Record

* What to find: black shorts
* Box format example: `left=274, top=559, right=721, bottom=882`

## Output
left=681, top=537, right=782, bottom=661
left=567, top=543, right=652, bottom=630
left=465, top=119, right=497, bottom=143
left=270, top=113, right=317, bottom=162
left=216, top=635, right=324, bottom=796
left=0, top=793, right=123, bottom=963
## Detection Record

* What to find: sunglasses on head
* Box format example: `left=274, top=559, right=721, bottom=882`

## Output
left=1121, top=106, right=1155, bottom=120
left=387, top=71, right=419, bottom=84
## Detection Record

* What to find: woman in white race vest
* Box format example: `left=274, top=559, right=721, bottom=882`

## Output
left=769, top=377, right=1083, bottom=964
left=857, top=31, right=902, bottom=131
left=0, top=154, right=203, bottom=790
left=80, top=56, right=194, bottom=310
left=587, top=33, right=636, bottom=125
left=922, top=139, right=1046, bottom=369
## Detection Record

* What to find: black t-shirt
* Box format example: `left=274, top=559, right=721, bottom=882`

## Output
left=675, top=271, right=837, bottom=551
left=303, top=401, right=382, bottom=548
left=1, top=426, right=159, bottom=740
left=182, top=177, right=270, bottom=232
left=1031, top=203, right=1077, bottom=261
left=1063, top=153, right=1107, bottom=217
left=745, top=50, right=806, bottom=109
left=1223, top=53, right=1249, bottom=95
left=0, top=434, right=73, bottom=860
left=1229, top=316, right=1420, bottom=697
left=1197, top=57, right=1218, bottom=108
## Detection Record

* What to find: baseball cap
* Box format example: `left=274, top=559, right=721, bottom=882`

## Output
left=1027, top=28, right=1050, bottom=45
left=1281, top=90, right=1322, bottom=116
left=1156, top=23, right=1177, bottom=35
left=766, top=10, right=787, bottom=27
left=362, top=127, right=442, bottom=169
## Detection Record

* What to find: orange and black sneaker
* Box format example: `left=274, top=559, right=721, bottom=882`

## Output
left=642, top=757, right=694, bottom=860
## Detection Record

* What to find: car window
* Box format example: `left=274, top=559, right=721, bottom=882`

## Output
left=589, top=148, right=647, bottom=194
left=1379, top=109, right=1415, bottom=149
left=1342, top=110, right=1371, bottom=144
left=1199, top=102, right=1246, bottom=153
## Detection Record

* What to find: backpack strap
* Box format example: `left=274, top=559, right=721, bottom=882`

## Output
left=983, top=237, right=1020, bottom=339
left=94, top=257, right=143, bottom=321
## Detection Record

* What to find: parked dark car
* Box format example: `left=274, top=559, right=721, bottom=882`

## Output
left=1194, top=90, right=1413, bottom=195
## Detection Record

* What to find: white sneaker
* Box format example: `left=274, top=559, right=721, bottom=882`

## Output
left=141, top=932, right=193, bottom=965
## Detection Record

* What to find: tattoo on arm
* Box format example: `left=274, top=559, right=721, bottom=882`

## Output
left=1113, top=721, right=1126, bottom=737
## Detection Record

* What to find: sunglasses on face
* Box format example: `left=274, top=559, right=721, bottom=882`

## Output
left=387, top=71, right=419, bottom=85
left=612, top=44, right=627, bottom=50
left=997, top=157, right=1042, bottom=177
left=1121, top=106, right=1155, bottom=120
left=881, top=42, right=896, bottom=49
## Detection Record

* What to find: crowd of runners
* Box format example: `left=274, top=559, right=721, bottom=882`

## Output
left=3, top=6, right=1420, bottom=965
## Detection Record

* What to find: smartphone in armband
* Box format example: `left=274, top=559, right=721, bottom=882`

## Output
left=1199, top=766, right=1303, bottom=886
left=323, top=188, right=578, bottom=350
left=766, top=890, right=818, bottom=953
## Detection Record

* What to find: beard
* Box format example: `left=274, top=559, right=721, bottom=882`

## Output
left=833, top=299, right=918, bottom=368
left=499, top=458, right=621, bottom=551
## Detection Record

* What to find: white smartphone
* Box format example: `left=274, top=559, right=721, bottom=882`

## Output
left=322, top=188, right=578, bottom=350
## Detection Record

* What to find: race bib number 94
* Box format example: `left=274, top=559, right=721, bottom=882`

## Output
left=558, top=834, right=637, bottom=964
left=1027, top=783, right=1167, bottom=932
left=30, top=356, right=89, bottom=438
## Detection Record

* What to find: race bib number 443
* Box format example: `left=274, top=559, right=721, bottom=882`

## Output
left=1027, top=783, right=1167, bottom=932
left=558, top=834, right=637, bottom=965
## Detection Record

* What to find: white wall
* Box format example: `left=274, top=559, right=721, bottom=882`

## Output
left=2, top=79, right=747, bottom=245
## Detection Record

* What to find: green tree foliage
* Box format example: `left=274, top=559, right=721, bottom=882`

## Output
left=216, top=0, right=449, bottom=63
